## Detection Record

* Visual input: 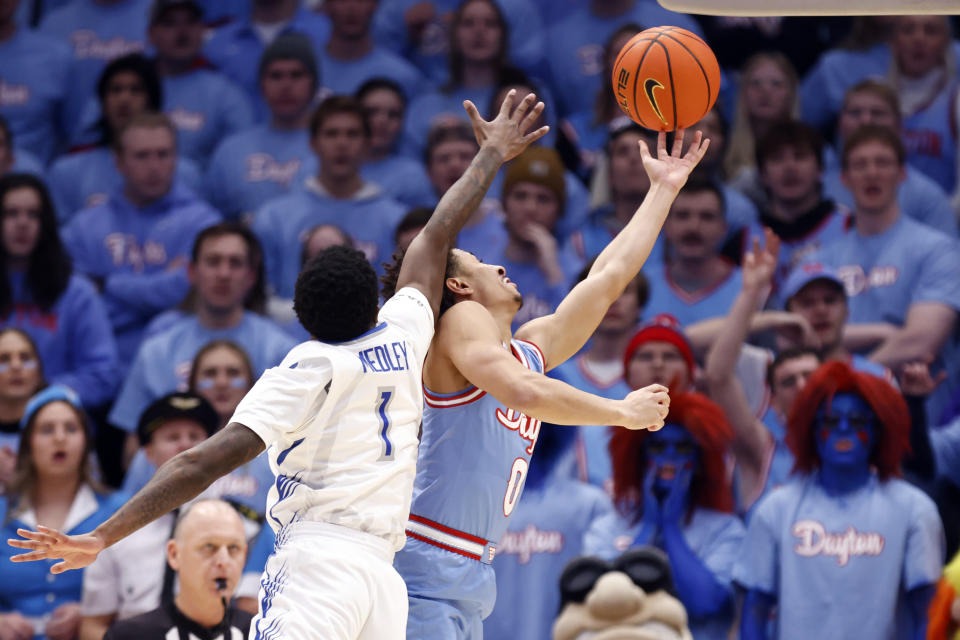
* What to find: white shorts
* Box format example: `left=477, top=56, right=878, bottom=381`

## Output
left=248, top=521, right=407, bottom=640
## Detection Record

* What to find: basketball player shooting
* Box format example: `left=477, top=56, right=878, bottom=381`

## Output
left=8, top=90, right=549, bottom=640
left=385, top=128, right=709, bottom=639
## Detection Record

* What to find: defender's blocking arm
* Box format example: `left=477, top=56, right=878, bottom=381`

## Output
left=395, top=90, right=548, bottom=318
left=8, top=422, right=264, bottom=573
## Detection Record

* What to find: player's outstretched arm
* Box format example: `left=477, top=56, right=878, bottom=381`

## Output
left=516, top=129, right=708, bottom=370
left=7, top=423, right=264, bottom=573
left=440, top=302, right=669, bottom=429
left=395, top=89, right=548, bottom=318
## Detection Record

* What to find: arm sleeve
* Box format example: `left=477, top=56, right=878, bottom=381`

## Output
left=230, top=358, right=334, bottom=446
left=378, top=287, right=435, bottom=364
left=903, top=491, right=946, bottom=591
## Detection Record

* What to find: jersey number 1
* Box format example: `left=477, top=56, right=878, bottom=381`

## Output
left=376, top=387, right=395, bottom=461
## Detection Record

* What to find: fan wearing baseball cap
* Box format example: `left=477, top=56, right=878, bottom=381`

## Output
left=781, top=261, right=893, bottom=381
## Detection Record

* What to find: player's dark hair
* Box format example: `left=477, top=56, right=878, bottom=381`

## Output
left=356, top=77, right=407, bottom=109
left=841, top=124, right=906, bottom=169
left=381, top=246, right=462, bottom=317
left=575, top=256, right=649, bottom=310
left=394, top=208, right=434, bottom=246
left=755, top=119, right=825, bottom=171
left=177, top=222, right=267, bottom=314
left=96, top=53, right=163, bottom=147
left=295, top=246, right=379, bottom=341
left=309, top=95, right=371, bottom=139
left=765, top=347, right=821, bottom=391
left=0, top=174, right=72, bottom=317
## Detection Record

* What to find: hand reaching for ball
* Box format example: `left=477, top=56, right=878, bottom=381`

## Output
left=637, top=128, right=710, bottom=193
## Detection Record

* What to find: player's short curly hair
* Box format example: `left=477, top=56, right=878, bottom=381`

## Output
left=294, top=246, right=379, bottom=342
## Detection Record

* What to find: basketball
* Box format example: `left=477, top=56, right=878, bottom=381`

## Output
left=611, top=26, right=721, bottom=131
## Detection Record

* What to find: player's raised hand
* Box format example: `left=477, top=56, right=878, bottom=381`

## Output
left=638, top=128, right=709, bottom=193
left=462, top=89, right=550, bottom=163
left=620, top=383, right=670, bottom=431
left=8, top=525, right=105, bottom=573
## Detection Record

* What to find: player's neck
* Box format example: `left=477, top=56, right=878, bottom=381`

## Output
left=197, top=303, right=244, bottom=330
left=174, top=592, right=224, bottom=629
left=326, top=32, right=372, bottom=60
left=853, top=203, right=899, bottom=236
left=818, top=463, right=870, bottom=495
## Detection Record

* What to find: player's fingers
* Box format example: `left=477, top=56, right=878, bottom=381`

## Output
left=657, top=131, right=667, bottom=157
left=15, top=528, right=58, bottom=544
left=513, top=92, right=537, bottom=122
left=646, top=383, right=669, bottom=394
left=497, top=88, right=517, bottom=119
left=648, top=420, right=664, bottom=432
left=693, top=136, right=709, bottom=161
left=518, top=101, right=544, bottom=132
left=637, top=138, right=652, bottom=163
left=671, top=128, right=685, bottom=156
left=51, top=561, right=71, bottom=574
left=10, top=550, right=51, bottom=562
left=522, top=125, right=551, bottom=146
left=7, top=537, right=48, bottom=550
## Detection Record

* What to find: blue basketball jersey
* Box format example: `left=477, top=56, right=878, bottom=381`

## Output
left=408, top=339, right=546, bottom=546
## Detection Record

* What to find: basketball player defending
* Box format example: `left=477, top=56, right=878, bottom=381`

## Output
left=385, top=129, right=709, bottom=639
left=8, top=91, right=567, bottom=640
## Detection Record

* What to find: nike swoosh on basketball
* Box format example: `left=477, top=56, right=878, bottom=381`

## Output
left=643, top=78, right=667, bottom=125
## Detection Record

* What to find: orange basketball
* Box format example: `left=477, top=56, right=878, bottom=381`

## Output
left=611, top=26, right=721, bottom=131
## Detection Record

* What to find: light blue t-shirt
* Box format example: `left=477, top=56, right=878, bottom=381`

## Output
left=733, top=475, right=944, bottom=640
left=319, top=47, right=425, bottom=102
left=643, top=260, right=743, bottom=327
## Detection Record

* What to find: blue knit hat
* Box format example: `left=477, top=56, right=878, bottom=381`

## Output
left=20, top=385, right=84, bottom=431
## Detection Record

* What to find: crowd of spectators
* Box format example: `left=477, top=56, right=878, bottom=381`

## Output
left=1, top=0, right=960, bottom=638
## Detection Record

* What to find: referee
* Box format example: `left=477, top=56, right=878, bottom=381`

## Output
left=103, top=500, right=252, bottom=640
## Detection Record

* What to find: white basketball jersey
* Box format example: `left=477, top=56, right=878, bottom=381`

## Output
left=231, top=288, right=434, bottom=550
